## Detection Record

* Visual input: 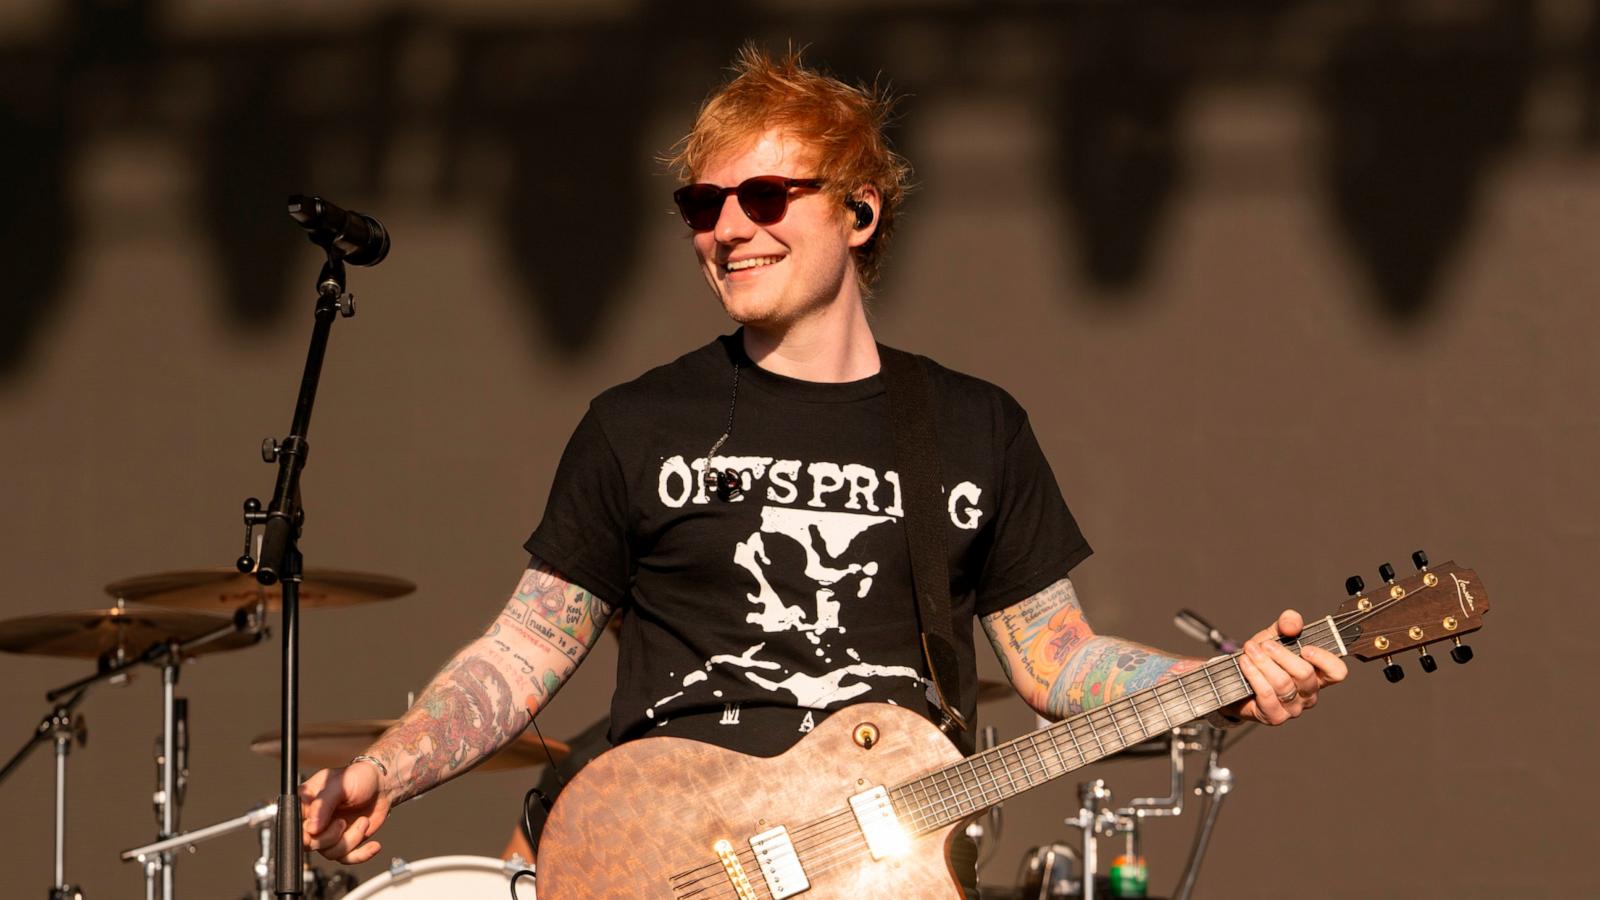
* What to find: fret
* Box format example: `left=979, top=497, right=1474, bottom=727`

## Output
left=1127, top=695, right=1148, bottom=738
left=1063, top=718, right=1088, bottom=767
left=935, top=766, right=959, bottom=824
left=990, top=746, right=1013, bottom=799
left=1154, top=683, right=1181, bottom=728
left=1011, top=739, right=1032, bottom=787
left=975, top=753, right=998, bottom=812
left=1042, top=728, right=1069, bottom=777
left=1229, top=656, right=1249, bottom=702
left=945, top=765, right=968, bottom=822
left=1098, top=707, right=1127, bottom=753
left=908, top=778, right=933, bottom=830
left=1200, top=662, right=1225, bottom=709
left=1083, top=714, right=1108, bottom=760
left=1146, top=687, right=1174, bottom=733
left=1027, top=732, right=1055, bottom=785
left=955, top=761, right=981, bottom=816
left=1175, top=674, right=1199, bottom=722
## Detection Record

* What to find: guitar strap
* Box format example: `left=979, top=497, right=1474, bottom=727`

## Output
left=878, top=346, right=968, bottom=735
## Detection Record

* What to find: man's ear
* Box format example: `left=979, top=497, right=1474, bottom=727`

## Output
left=846, top=186, right=881, bottom=248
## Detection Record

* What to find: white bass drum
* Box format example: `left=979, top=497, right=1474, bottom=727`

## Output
left=343, top=855, right=532, bottom=898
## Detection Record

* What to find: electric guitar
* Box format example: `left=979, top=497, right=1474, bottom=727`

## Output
left=536, top=558, right=1488, bottom=899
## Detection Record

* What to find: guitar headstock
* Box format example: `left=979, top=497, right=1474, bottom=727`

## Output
left=1330, top=554, right=1488, bottom=679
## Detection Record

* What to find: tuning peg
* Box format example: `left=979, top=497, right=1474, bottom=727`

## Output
left=1378, top=562, right=1396, bottom=583
left=1418, top=648, right=1438, bottom=673
left=1449, top=637, right=1473, bottom=664
left=1345, top=575, right=1365, bottom=596
left=1411, top=550, right=1429, bottom=571
left=1382, top=656, right=1404, bottom=683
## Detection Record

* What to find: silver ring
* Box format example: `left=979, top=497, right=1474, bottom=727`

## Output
left=1277, top=689, right=1299, bottom=704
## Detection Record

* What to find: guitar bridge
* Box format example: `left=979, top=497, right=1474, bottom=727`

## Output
left=750, top=826, right=810, bottom=899
left=712, top=839, right=757, bottom=900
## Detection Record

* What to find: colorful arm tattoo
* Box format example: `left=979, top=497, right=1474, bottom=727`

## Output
left=370, top=559, right=612, bottom=805
left=981, top=577, right=1201, bottom=718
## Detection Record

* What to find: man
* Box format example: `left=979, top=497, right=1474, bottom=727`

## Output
left=299, top=46, right=1346, bottom=893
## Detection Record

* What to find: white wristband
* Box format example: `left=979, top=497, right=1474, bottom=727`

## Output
left=350, top=754, right=389, bottom=777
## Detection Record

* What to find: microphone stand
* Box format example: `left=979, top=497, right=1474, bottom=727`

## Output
left=240, top=240, right=357, bottom=898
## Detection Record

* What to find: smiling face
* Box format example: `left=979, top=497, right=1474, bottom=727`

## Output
left=690, top=129, right=876, bottom=333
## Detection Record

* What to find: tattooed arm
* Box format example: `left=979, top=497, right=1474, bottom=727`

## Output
left=299, top=557, right=613, bottom=863
left=981, top=577, right=1201, bottom=720
left=980, top=576, right=1346, bottom=725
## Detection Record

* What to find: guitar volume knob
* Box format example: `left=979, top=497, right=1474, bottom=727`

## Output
left=853, top=722, right=880, bottom=750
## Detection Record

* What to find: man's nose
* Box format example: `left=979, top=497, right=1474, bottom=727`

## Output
left=715, top=194, right=756, bottom=243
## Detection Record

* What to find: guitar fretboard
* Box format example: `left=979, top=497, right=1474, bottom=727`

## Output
left=890, top=617, right=1348, bottom=833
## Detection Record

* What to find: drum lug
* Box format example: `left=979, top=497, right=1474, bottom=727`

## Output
left=387, top=857, right=412, bottom=883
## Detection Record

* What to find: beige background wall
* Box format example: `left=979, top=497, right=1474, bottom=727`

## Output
left=1, top=3, right=1593, bottom=898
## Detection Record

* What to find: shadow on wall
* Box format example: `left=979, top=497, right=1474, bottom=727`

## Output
left=0, top=1, right=1588, bottom=379
left=1316, top=2, right=1535, bottom=322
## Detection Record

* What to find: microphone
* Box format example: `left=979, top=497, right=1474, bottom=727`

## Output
left=287, top=194, right=391, bottom=266
left=174, top=697, right=189, bottom=807
left=1174, top=608, right=1241, bottom=654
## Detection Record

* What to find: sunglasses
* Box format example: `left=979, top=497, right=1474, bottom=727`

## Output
left=673, top=176, right=826, bottom=231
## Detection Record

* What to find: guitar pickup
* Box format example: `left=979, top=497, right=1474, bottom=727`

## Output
left=750, top=825, right=810, bottom=899
left=849, top=785, right=909, bottom=860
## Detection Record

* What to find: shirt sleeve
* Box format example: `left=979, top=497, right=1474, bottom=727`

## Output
left=523, top=406, right=634, bottom=607
left=973, top=415, right=1092, bottom=618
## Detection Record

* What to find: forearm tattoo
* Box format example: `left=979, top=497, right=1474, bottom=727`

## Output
left=370, top=560, right=612, bottom=803
left=985, top=577, right=1201, bottom=718
left=372, top=654, right=523, bottom=801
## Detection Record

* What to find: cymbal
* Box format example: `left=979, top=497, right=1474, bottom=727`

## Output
left=976, top=679, right=1014, bottom=704
left=0, top=606, right=262, bottom=659
left=250, top=719, right=570, bottom=773
left=106, top=567, right=415, bottom=612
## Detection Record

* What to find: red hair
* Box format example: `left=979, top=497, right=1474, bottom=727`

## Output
left=667, top=43, right=912, bottom=286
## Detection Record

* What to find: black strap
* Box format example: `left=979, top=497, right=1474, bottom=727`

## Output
left=878, top=346, right=967, bottom=734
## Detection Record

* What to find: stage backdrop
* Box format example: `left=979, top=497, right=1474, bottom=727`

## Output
left=1, top=3, right=1594, bottom=898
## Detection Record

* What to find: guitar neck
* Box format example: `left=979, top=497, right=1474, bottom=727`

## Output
left=890, top=615, right=1353, bottom=833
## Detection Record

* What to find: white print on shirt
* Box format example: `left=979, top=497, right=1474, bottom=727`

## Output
left=656, top=455, right=985, bottom=531
left=799, top=711, right=815, bottom=733
left=644, top=454, right=991, bottom=726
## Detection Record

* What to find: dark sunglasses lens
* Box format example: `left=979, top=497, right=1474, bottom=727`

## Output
left=736, top=178, right=790, bottom=225
left=675, top=185, right=724, bottom=230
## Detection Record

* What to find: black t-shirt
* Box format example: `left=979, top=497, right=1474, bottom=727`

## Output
left=525, top=333, right=1090, bottom=757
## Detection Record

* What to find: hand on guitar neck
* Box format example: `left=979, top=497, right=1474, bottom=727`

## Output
left=1222, top=608, right=1348, bottom=726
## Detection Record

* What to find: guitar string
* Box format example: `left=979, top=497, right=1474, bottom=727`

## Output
left=671, top=590, right=1434, bottom=897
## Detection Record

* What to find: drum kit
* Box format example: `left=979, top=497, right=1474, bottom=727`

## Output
left=2, top=570, right=1244, bottom=900
left=0, top=567, right=561, bottom=900
left=981, top=719, right=1245, bottom=900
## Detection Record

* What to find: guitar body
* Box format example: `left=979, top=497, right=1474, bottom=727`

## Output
left=536, top=702, right=968, bottom=899
left=536, top=560, right=1491, bottom=899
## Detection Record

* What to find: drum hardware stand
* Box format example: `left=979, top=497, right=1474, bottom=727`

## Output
left=238, top=200, right=374, bottom=898
left=1069, top=727, right=1195, bottom=900
left=4, top=610, right=256, bottom=900
left=1, top=687, right=89, bottom=900
left=145, top=610, right=264, bottom=900
left=1173, top=723, right=1239, bottom=900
